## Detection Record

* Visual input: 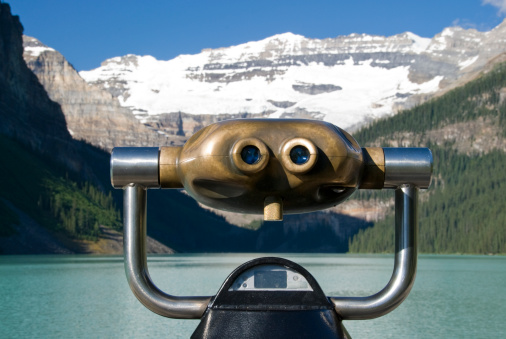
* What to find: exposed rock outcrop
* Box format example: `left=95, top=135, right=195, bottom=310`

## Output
left=23, top=36, right=174, bottom=151
left=0, top=3, right=87, bottom=174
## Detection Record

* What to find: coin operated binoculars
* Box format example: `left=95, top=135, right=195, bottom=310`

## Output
left=111, top=119, right=432, bottom=338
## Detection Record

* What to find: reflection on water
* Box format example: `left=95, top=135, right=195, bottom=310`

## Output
left=0, top=254, right=504, bottom=338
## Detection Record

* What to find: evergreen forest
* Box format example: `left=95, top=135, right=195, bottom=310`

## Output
left=349, top=62, right=506, bottom=254
left=0, top=136, right=121, bottom=242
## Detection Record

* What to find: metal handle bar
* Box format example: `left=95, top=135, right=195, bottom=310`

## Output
left=330, top=185, right=418, bottom=320
left=112, top=148, right=210, bottom=318
left=123, top=185, right=211, bottom=318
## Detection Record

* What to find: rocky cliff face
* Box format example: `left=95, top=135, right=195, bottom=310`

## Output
left=22, top=36, right=175, bottom=151
left=0, top=3, right=179, bottom=254
left=0, top=3, right=87, bottom=173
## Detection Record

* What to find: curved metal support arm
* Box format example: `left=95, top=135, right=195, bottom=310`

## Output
left=123, top=185, right=211, bottom=319
left=330, top=185, right=418, bottom=320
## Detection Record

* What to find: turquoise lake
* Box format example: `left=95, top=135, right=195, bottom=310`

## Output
left=0, top=254, right=505, bottom=338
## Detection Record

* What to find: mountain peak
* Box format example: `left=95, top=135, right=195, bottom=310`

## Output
left=100, top=54, right=141, bottom=68
left=402, top=32, right=431, bottom=52
left=267, top=32, right=306, bottom=41
left=22, top=36, right=55, bottom=57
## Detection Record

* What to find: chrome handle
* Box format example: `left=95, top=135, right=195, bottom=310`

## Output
left=330, top=185, right=418, bottom=320
left=329, top=148, right=431, bottom=320
left=113, top=147, right=211, bottom=319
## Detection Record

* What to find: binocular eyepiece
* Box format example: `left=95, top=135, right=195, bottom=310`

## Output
left=111, top=119, right=432, bottom=220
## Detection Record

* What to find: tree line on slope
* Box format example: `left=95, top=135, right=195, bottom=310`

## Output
left=349, top=146, right=506, bottom=254
left=348, top=62, right=506, bottom=254
left=0, top=136, right=121, bottom=242
left=355, top=62, right=506, bottom=141
left=40, top=180, right=121, bottom=241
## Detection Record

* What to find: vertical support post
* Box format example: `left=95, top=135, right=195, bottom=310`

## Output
left=123, top=185, right=211, bottom=319
left=330, top=185, right=418, bottom=320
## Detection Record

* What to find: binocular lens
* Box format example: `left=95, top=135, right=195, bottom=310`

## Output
left=290, top=146, right=310, bottom=165
left=241, top=146, right=261, bottom=165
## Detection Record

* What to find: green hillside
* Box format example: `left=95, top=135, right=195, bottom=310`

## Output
left=0, top=135, right=121, bottom=242
left=0, top=135, right=252, bottom=253
left=349, top=62, right=506, bottom=254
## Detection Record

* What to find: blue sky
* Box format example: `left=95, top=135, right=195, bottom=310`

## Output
left=8, top=0, right=506, bottom=71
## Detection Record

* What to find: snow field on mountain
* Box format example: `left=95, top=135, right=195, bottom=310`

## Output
left=81, top=52, right=443, bottom=129
left=81, top=21, right=506, bottom=130
left=24, top=45, right=55, bottom=57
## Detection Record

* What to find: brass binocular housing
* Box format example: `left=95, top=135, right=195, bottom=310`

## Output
left=111, top=119, right=432, bottom=220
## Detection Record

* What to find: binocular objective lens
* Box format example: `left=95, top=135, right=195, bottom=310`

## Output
left=290, top=146, right=310, bottom=165
left=241, top=145, right=261, bottom=165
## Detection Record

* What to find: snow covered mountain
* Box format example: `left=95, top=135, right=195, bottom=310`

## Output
left=80, top=20, right=506, bottom=135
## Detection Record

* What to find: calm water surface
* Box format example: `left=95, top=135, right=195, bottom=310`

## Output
left=0, top=254, right=505, bottom=338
